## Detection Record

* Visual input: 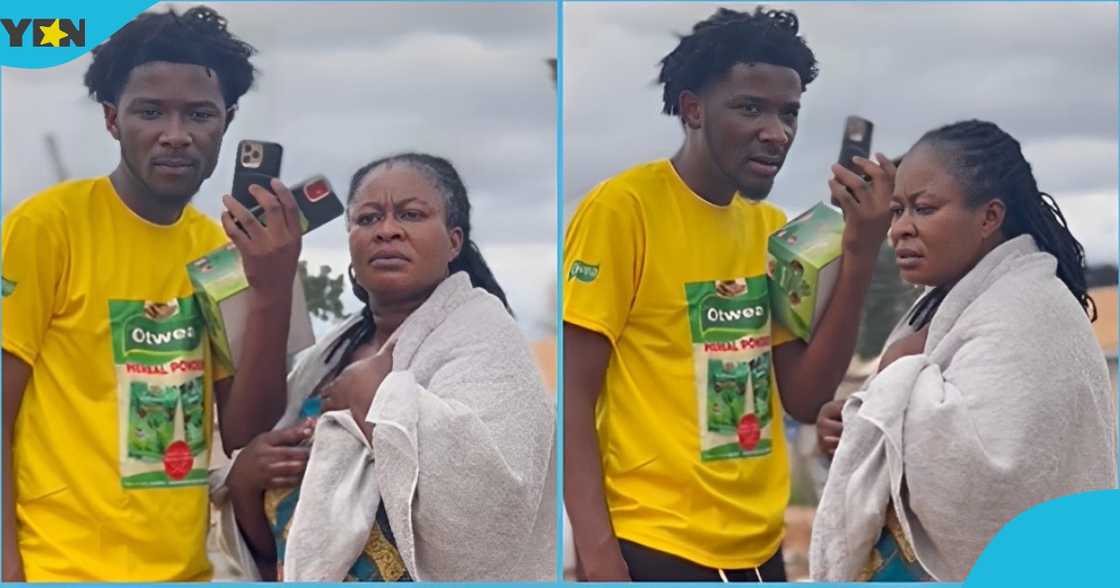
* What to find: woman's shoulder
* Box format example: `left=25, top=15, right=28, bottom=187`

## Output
left=966, top=262, right=1097, bottom=349
left=447, top=285, right=522, bottom=338
left=419, top=277, right=524, bottom=349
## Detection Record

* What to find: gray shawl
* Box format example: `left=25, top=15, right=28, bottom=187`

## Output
left=211, top=272, right=556, bottom=581
left=809, top=235, right=1118, bottom=581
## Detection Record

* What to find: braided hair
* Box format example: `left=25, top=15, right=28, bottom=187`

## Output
left=658, top=6, right=818, bottom=118
left=83, top=5, right=257, bottom=108
left=325, top=153, right=512, bottom=370
left=907, top=120, right=1096, bottom=330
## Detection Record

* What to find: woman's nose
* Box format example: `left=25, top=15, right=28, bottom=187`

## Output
left=374, top=216, right=404, bottom=240
left=889, top=212, right=916, bottom=243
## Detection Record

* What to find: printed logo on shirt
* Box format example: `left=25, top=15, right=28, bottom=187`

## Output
left=121, top=301, right=203, bottom=358
left=569, top=260, right=600, bottom=283
left=686, top=276, right=777, bottom=461
left=698, top=280, right=769, bottom=337
left=1, top=277, right=16, bottom=297
left=109, top=297, right=210, bottom=488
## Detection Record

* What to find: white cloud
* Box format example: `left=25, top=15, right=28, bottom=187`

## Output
left=1052, top=191, right=1119, bottom=267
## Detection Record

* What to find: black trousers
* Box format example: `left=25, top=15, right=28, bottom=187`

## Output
left=619, top=539, right=787, bottom=582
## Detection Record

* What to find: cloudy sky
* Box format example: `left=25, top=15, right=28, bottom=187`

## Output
left=564, top=2, right=1119, bottom=267
left=2, top=1, right=557, bottom=337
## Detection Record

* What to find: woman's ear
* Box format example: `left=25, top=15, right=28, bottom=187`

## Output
left=979, top=198, right=1007, bottom=239
left=449, top=226, right=464, bottom=259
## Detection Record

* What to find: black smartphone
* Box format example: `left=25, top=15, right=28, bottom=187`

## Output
left=838, top=116, right=873, bottom=174
left=288, top=174, right=345, bottom=233
left=231, top=139, right=283, bottom=220
left=833, top=116, right=873, bottom=205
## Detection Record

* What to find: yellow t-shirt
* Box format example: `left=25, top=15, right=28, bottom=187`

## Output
left=563, top=159, right=795, bottom=569
left=2, top=177, right=229, bottom=581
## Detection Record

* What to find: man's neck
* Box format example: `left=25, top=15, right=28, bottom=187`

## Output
left=108, top=164, right=187, bottom=225
left=670, top=140, right=736, bottom=207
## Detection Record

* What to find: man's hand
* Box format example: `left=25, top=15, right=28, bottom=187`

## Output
left=828, top=153, right=897, bottom=260
left=575, top=537, right=631, bottom=582
left=220, top=178, right=303, bottom=298
left=2, top=557, right=25, bottom=582
left=228, top=419, right=314, bottom=493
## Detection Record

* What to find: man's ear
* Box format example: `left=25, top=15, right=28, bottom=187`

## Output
left=102, top=102, right=121, bottom=140
left=680, top=90, right=703, bottom=130
left=224, top=104, right=237, bottom=131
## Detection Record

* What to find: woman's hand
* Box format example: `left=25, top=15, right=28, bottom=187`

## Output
left=321, top=342, right=396, bottom=440
left=877, top=324, right=930, bottom=372
left=228, top=419, right=314, bottom=494
left=816, top=397, right=846, bottom=457
left=829, top=153, right=897, bottom=261
left=220, top=178, right=303, bottom=299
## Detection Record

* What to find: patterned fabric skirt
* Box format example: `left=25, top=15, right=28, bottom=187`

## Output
left=857, top=503, right=933, bottom=582
left=264, top=484, right=412, bottom=582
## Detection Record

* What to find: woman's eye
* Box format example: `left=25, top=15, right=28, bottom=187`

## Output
left=356, top=213, right=377, bottom=226
left=139, top=109, right=161, bottom=119
left=400, top=210, right=424, bottom=221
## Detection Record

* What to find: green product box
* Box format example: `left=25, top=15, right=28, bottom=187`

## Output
left=767, top=201, right=845, bottom=341
left=187, top=243, right=316, bottom=374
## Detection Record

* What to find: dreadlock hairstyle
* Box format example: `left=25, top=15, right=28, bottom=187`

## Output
left=658, top=6, right=819, bottom=118
left=906, top=120, right=1096, bottom=330
left=83, top=5, right=257, bottom=108
left=324, top=153, right=512, bottom=372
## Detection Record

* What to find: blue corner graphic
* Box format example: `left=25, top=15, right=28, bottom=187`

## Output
left=0, top=1, right=155, bottom=69
left=967, top=488, right=1120, bottom=585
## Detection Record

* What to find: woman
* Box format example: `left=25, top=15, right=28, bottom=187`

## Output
left=212, top=153, right=556, bottom=581
left=809, top=120, right=1117, bottom=581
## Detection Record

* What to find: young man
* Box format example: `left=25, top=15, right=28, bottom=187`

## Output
left=563, top=6, right=895, bottom=582
left=2, top=6, right=304, bottom=581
